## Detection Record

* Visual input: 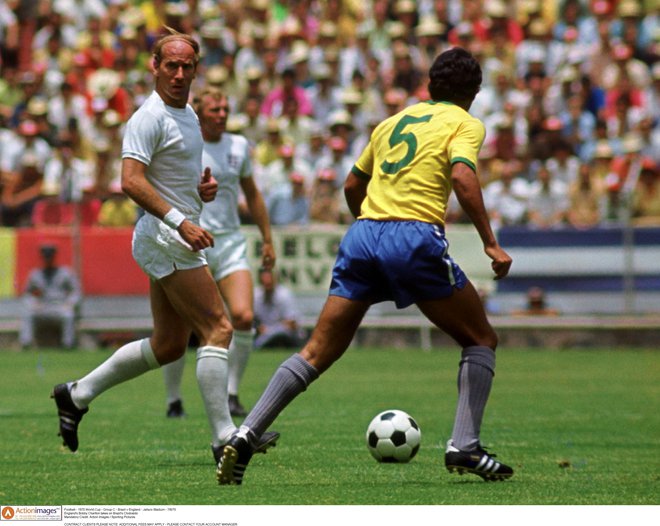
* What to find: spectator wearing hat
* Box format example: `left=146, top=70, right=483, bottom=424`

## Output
left=602, top=42, right=652, bottom=92
left=10, top=70, right=45, bottom=128
left=546, top=139, right=581, bottom=188
left=589, top=139, right=618, bottom=185
left=315, top=134, right=353, bottom=191
left=305, top=62, right=341, bottom=126
left=515, top=18, right=551, bottom=79
left=558, top=94, right=597, bottom=163
left=326, top=109, right=355, bottom=155
left=26, top=96, right=58, bottom=146
left=1, top=146, right=45, bottom=226
left=296, top=122, right=328, bottom=174
left=338, top=23, right=372, bottom=87
left=604, top=87, right=646, bottom=140
left=199, top=18, right=234, bottom=71
left=76, top=15, right=117, bottom=73
left=41, top=131, right=95, bottom=204
left=414, top=16, right=447, bottom=73
left=280, top=96, right=315, bottom=146
left=630, top=158, right=660, bottom=226
left=308, top=167, right=343, bottom=224
left=566, top=163, right=606, bottom=230
left=253, top=117, right=290, bottom=169
left=47, top=80, right=91, bottom=134
left=86, top=68, right=130, bottom=121
left=20, top=243, right=81, bottom=350
left=338, top=86, right=369, bottom=137
left=257, top=142, right=311, bottom=202
left=471, top=69, right=517, bottom=125
left=32, top=7, right=78, bottom=55
left=484, top=0, right=524, bottom=46
left=289, top=40, right=315, bottom=90
left=1, top=118, right=51, bottom=182
left=609, top=1, right=652, bottom=58
left=234, top=25, right=269, bottom=80
left=266, top=170, right=310, bottom=226
left=237, top=95, right=268, bottom=148
left=308, top=20, right=340, bottom=70
left=527, top=161, right=569, bottom=229
left=482, top=159, right=530, bottom=229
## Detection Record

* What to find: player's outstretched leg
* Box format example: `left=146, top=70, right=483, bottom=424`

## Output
left=211, top=430, right=280, bottom=465
left=444, top=440, right=514, bottom=481
left=217, top=426, right=255, bottom=485
left=51, top=383, right=88, bottom=452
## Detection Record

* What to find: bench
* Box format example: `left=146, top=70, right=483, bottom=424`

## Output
left=3, top=296, right=659, bottom=350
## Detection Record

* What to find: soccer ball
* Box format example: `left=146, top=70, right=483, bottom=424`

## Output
left=366, top=409, right=421, bottom=463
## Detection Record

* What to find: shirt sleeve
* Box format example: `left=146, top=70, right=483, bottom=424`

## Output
left=351, top=140, right=375, bottom=181
left=447, top=118, right=485, bottom=173
left=121, top=109, right=161, bottom=165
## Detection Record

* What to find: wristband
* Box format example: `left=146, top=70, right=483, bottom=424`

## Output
left=163, top=208, right=186, bottom=229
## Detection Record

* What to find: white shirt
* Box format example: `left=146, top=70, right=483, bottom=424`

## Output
left=122, top=91, right=204, bottom=219
left=199, top=133, right=252, bottom=235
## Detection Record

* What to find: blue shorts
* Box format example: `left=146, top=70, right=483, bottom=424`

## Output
left=329, top=220, right=467, bottom=309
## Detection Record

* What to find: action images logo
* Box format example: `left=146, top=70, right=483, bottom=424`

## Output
left=1, top=506, right=62, bottom=521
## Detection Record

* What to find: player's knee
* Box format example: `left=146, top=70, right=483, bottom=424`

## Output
left=230, top=309, right=254, bottom=331
left=152, top=339, right=187, bottom=363
left=480, top=330, right=498, bottom=351
left=200, top=315, right=233, bottom=348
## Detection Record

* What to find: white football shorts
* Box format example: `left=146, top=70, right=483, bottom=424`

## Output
left=204, top=230, right=250, bottom=282
left=132, top=214, right=207, bottom=280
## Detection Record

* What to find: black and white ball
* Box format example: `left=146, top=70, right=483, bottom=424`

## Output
left=366, top=409, right=421, bottom=463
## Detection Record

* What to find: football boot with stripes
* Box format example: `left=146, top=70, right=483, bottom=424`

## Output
left=216, top=426, right=255, bottom=485
left=51, top=383, right=88, bottom=452
left=212, top=430, right=280, bottom=465
left=445, top=440, right=514, bottom=481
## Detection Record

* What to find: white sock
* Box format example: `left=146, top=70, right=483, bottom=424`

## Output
left=228, top=329, right=254, bottom=396
left=72, top=339, right=160, bottom=409
left=196, top=346, right=235, bottom=446
left=162, top=354, right=186, bottom=404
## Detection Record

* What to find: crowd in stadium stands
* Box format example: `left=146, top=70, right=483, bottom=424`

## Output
left=0, top=0, right=658, bottom=231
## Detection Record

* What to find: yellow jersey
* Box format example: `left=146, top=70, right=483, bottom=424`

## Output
left=351, top=101, right=485, bottom=225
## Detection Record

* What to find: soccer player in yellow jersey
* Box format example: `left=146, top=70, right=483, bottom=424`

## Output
left=217, top=48, right=514, bottom=484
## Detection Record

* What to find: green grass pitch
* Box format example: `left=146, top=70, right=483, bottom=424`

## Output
left=0, top=346, right=658, bottom=506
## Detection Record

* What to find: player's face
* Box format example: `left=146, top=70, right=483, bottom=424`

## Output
left=154, top=40, right=197, bottom=108
left=199, top=95, right=229, bottom=140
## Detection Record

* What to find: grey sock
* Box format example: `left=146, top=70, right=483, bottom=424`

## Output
left=450, top=346, right=496, bottom=451
left=244, top=354, right=319, bottom=443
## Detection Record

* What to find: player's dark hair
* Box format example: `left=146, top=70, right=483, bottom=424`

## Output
left=428, top=47, right=482, bottom=104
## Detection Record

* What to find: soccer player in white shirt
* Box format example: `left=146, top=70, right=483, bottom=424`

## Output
left=51, top=31, right=278, bottom=474
left=162, top=86, right=276, bottom=421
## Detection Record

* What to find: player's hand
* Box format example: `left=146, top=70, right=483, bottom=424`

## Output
left=178, top=220, right=214, bottom=251
left=198, top=167, right=217, bottom=202
left=261, top=242, right=276, bottom=270
left=485, top=244, right=512, bottom=280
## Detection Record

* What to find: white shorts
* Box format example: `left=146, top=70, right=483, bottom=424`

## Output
left=132, top=214, right=207, bottom=280
left=205, top=230, right=250, bottom=282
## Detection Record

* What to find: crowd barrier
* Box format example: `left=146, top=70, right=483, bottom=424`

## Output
left=2, top=224, right=659, bottom=349
left=0, top=224, right=491, bottom=297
